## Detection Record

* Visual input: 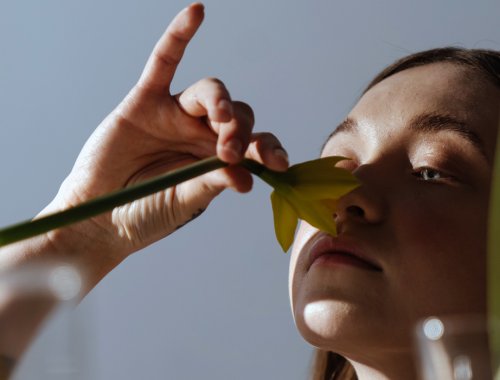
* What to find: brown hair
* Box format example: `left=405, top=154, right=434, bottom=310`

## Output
left=310, top=46, right=500, bottom=380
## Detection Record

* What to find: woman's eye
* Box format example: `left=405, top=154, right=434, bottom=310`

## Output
left=413, top=168, right=446, bottom=182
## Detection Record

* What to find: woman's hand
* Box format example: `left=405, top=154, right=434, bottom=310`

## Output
left=0, top=3, right=288, bottom=362
left=40, top=3, right=288, bottom=269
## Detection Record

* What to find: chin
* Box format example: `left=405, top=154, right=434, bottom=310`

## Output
left=293, top=298, right=365, bottom=352
left=293, top=297, right=412, bottom=357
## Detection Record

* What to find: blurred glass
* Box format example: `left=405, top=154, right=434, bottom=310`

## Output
left=0, top=262, right=93, bottom=380
left=415, top=314, right=497, bottom=380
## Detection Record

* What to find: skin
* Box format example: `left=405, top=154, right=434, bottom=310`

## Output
left=0, top=3, right=288, bottom=366
left=1, top=4, right=498, bottom=379
left=290, top=63, right=500, bottom=379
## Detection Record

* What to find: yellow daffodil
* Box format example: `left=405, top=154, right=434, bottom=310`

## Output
left=243, top=156, right=359, bottom=252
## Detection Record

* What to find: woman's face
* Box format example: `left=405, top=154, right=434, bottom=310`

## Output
left=289, top=62, right=500, bottom=360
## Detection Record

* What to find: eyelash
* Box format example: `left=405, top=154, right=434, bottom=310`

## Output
left=334, top=155, right=457, bottom=184
left=412, top=167, right=454, bottom=183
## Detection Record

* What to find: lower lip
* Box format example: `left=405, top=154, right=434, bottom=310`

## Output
left=311, top=252, right=379, bottom=271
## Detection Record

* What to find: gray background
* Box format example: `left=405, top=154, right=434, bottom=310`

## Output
left=1, top=0, right=499, bottom=379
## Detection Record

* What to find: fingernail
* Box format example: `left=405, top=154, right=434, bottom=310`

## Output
left=223, top=139, right=242, bottom=161
left=218, top=99, right=233, bottom=119
left=274, top=148, right=289, bottom=166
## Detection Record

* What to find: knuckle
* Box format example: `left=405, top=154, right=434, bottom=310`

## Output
left=154, top=50, right=180, bottom=68
left=195, top=77, right=231, bottom=103
left=247, top=140, right=262, bottom=158
left=167, top=27, right=190, bottom=43
left=205, top=77, right=226, bottom=87
left=253, top=132, right=281, bottom=149
left=233, top=101, right=255, bottom=124
left=257, top=131, right=278, bottom=141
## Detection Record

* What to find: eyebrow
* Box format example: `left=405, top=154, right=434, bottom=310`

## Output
left=321, top=113, right=489, bottom=163
left=320, top=118, right=357, bottom=153
left=409, top=113, right=488, bottom=160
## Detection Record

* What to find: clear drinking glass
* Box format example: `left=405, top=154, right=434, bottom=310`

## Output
left=0, top=262, right=92, bottom=380
left=415, top=314, right=497, bottom=380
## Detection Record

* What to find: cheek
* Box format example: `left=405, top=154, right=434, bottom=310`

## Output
left=396, top=182, right=489, bottom=255
left=289, top=222, right=314, bottom=309
left=397, top=190, right=488, bottom=255
left=392, top=194, right=488, bottom=316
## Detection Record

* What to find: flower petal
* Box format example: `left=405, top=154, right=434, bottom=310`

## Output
left=286, top=157, right=359, bottom=200
left=293, top=199, right=338, bottom=237
left=270, top=191, right=298, bottom=252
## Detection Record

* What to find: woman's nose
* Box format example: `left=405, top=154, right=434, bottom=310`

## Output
left=333, top=163, right=388, bottom=226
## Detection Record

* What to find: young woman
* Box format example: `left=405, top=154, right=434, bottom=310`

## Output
left=296, top=48, right=500, bottom=379
left=0, top=3, right=499, bottom=379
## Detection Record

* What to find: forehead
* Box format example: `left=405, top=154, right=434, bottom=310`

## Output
left=340, top=63, right=500, bottom=159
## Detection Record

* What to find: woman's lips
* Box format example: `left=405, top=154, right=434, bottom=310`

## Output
left=307, top=234, right=382, bottom=272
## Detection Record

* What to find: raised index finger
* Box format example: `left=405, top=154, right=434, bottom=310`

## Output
left=137, top=3, right=204, bottom=92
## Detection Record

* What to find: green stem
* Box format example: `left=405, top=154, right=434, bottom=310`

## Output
left=0, top=156, right=232, bottom=248
left=240, top=159, right=284, bottom=188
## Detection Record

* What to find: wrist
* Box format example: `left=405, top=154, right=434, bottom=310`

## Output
left=43, top=221, right=126, bottom=295
left=19, top=197, right=129, bottom=296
